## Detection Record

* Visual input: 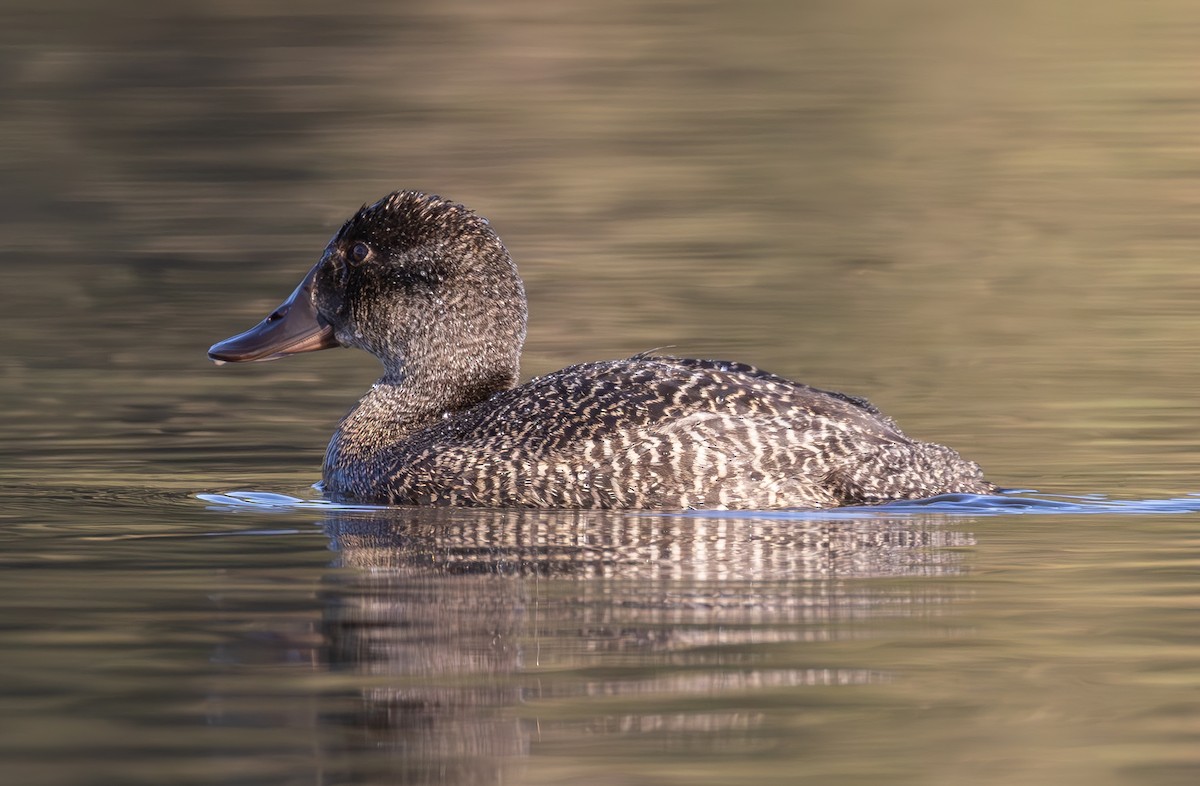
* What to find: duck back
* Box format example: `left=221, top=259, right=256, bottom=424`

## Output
left=323, top=354, right=993, bottom=509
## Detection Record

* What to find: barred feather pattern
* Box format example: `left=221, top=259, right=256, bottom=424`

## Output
left=323, top=354, right=994, bottom=510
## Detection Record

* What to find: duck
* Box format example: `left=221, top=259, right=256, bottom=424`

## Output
left=209, top=190, right=995, bottom=510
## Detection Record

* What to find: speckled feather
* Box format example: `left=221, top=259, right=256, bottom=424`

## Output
left=324, top=353, right=993, bottom=510
left=215, top=190, right=994, bottom=510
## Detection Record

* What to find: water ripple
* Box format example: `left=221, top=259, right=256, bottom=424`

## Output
left=195, top=490, right=1200, bottom=517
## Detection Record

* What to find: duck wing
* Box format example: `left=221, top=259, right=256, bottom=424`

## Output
left=360, top=356, right=988, bottom=509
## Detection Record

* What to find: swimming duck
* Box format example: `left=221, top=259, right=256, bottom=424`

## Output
left=209, top=190, right=994, bottom=509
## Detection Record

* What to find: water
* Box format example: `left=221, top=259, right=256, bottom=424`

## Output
left=3, top=0, right=1200, bottom=783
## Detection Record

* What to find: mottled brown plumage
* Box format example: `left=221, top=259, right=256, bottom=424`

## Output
left=210, top=190, right=994, bottom=510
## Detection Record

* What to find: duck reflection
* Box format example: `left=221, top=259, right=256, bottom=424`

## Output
left=323, top=507, right=973, bottom=579
left=304, top=508, right=975, bottom=784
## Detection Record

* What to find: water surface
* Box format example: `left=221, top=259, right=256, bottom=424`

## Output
left=2, top=1, right=1200, bottom=784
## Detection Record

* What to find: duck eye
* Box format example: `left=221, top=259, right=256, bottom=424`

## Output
left=349, top=242, right=371, bottom=265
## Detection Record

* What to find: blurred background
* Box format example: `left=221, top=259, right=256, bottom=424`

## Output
left=3, top=0, right=1200, bottom=496
left=3, top=2, right=1200, bottom=785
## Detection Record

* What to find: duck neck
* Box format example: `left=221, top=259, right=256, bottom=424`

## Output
left=321, top=352, right=519, bottom=497
left=379, top=356, right=519, bottom=422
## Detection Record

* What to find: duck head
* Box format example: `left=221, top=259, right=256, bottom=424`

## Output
left=209, top=191, right=528, bottom=398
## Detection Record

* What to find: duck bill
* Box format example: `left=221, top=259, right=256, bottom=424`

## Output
left=208, top=265, right=338, bottom=364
